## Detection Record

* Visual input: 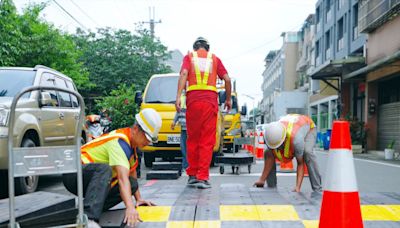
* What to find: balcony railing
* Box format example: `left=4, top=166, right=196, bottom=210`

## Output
left=338, top=37, right=344, bottom=51
left=353, top=26, right=360, bottom=40
left=326, top=48, right=331, bottom=59
left=359, top=0, right=400, bottom=33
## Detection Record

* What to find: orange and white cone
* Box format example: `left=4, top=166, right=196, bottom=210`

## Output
left=279, top=159, right=294, bottom=172
left=319, top=121, right=363, bottom=228
left=256, top=132, right=266, bottom=159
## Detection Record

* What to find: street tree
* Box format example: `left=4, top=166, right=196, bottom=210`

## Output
left=0, top=0, right=89, bottom=88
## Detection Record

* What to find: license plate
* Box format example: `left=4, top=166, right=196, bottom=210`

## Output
left=167, top=135, right=180, bottom=144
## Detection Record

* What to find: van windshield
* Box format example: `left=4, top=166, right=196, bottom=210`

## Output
left=0, top=70, right=35, bottom=98
left=144, top=76, right=178, bottom=103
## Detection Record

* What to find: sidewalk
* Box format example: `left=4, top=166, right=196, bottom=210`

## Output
left=315, top=148, right=400, bottom=166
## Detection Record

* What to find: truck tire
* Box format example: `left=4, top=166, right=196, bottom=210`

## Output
left=144, top=152, right=155, bottom=168
left=15, top=138, right=39, bottom=195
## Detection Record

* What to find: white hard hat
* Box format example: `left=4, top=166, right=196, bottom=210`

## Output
left=264, top=121, right=286, bottom=149
left=135, top=108, right=162, bottom=143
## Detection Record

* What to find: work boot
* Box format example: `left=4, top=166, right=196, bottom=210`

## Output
left=196, top=180, right=211, bottom=189
left=88, top=220, right=101, bottom=228
left=187, top=176, right=198, bottom=186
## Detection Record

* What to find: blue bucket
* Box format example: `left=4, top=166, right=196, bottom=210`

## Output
left=323, top=129, right=332, bottom=150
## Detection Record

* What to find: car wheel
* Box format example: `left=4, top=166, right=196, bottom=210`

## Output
left=144, top=153, right=155, bottom=168
left=15, top=138, right=39, bottom=195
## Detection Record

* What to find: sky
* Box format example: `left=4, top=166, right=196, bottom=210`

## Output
left=14, top=0, right=316, bottom=108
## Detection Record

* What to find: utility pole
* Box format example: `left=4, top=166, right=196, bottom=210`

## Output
left=141, top=7, right=161, bottom=40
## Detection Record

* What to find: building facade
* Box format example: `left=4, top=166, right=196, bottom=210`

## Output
left=310, top=0, right=367, bottom=132
left=344, top=0, right=400, bottom=151
left=261, top=32, right=307, bottom=123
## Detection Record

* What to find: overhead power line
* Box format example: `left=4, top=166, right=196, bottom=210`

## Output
left=53, top=0, right=88, bottom=31
left=69, top=0, right=99, bottom=27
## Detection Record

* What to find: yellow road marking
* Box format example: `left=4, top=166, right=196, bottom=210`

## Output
left=167, top=221, right=194, bottom=228
left=302, top=220, right=319, bottom=228
left=220, top=205, right=260, bottom=221
left=256, top=205, right=300, bottom=221
left=137, top=206, right=171, bottom=222
left=194, top=221, right=221, bottom=228
left=362, top=205, right=400, bottom=221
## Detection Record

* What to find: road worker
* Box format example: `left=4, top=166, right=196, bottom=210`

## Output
left=63, top=108, right=162, bottom=227
left=254, top=114, right=322, bottom=192
left=171, top=90, right=188, bottom=170
left=176, top=37, right=232, bottom=189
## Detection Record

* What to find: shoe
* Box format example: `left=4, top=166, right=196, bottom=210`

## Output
left=196, top=180, right=211, bottom=189
left=187, top=176, right=198, bottom=186
left=88, top=220, right=101, bottom=228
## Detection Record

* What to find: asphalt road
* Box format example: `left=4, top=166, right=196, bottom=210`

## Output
left=32, top=149, right=400, bottom=196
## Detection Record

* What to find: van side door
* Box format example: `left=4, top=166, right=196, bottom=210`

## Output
left=39, top=73, right=67, bottom=146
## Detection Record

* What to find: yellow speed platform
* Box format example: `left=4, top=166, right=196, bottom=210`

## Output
left=99, top=183, right=400, bottom=228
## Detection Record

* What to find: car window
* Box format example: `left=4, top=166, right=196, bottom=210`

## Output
left=0, top=70, right=35, bottom=98
left=65, top=80, right=78, bottom=108
left=144, top=76, right=178, bottom=103
left=40, top=73, right=59, bottom=107
left=54, top=77, right=72, bottom=108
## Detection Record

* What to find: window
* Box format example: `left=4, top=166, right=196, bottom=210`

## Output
left=338, top=0, right=345, bottom=10
left=144, top=76, right=179, bottom=103
left=325, top=30, right=331, bottom=59
left=65, top=80, right=79, bottom=108
left=326, top=0, right=332, bottom=21
left=54, top=77, right=72, bottom=108
left=0, top=70, right=35, bottom=98
left=338, top=18, right=344, bottom=50
left=40, top=73, right=58, bottom=107
left=353, top=3, right=359, bottom=40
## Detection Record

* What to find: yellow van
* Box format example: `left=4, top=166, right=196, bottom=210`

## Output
left=135, top=73, right=224, bottom=167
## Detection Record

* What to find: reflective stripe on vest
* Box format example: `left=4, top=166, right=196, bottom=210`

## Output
left=81, top=133, right=131, bottom=164
left=187, top=51, right=217, bottom=92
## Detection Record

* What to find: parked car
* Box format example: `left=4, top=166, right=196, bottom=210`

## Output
left=0, top=65, right=86, bottom=195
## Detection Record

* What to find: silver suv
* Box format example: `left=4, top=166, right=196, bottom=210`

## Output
left=0, top=65, right=86, bottom=195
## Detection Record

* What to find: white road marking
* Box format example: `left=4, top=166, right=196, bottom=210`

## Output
left=315, top=150, right=400, bottom=168
left=209, top=173, right=297, bottom=177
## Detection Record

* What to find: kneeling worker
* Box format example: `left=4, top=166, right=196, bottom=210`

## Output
left=63, top=108, right=162, bottom=227
left=254, top=114, right=322, bottom=192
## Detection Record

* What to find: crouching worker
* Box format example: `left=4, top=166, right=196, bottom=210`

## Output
left=63, top=108, right=162, bottom=227
left=254, top=114, right=322, bottom=192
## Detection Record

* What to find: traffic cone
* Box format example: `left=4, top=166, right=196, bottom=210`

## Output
left=279, top=160, right=294, bottom=172
left=304, top=164, right=309, bottom=177
left=249, top=132, right=254, bottom=154
left=256, top=132, right=265, bottom=159
left=319, top=121, right=363, bottom=228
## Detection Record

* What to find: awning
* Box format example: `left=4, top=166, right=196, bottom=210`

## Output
left=343, top=50, right=400, bottom=81
left=311, top=56, right=366, bottom=80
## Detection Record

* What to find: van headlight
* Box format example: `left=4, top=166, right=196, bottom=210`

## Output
left=0, top=109, right=9, bottom=126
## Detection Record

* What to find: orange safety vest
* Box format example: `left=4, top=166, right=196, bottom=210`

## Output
left=187, top=49, right=218, bottom=92
left=272, top=114, right=316, bottom=162
left=81, top=127, right=138, bottom=187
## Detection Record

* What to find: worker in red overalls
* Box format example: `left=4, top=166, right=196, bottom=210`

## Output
left=176, top=37, right=232, bottom=189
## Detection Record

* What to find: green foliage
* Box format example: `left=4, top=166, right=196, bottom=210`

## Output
left=387, top=140, right=396, bottom=149
left=346, top=115, right=367, bottom=145
left=0, top=0, right=90, bottom=88
left=95, top=84, right=138, bottom=130
left=74, top=27, right=172, bottom=98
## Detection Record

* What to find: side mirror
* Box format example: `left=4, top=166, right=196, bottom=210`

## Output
left=218, top=91, right=226, bottom=105
left=40, top=91, right=52, bottom=106
left=135, top=91, right=143, bottom=105
left=240, top=106, right=247, bottom=116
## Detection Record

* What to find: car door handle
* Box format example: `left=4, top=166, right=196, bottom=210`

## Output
left=74, top=114, right=79, bottom=120
left=59, top=113, right=65, bottom=120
